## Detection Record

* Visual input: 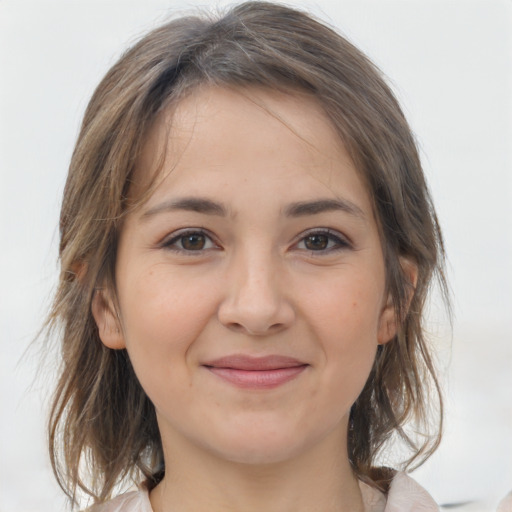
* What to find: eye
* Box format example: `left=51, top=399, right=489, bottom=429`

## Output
left=162, top=230, right=217, bottom=252
left=296, top=230, right=351, bottom=252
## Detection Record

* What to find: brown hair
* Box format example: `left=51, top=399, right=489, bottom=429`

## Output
left=46, top=1, right=448, bottom=505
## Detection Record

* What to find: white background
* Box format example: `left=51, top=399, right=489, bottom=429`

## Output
left=1, top=1, right=511, bottom=511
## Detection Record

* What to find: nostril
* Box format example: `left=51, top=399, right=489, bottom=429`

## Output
left=232, top=322, right=286, bottom=337
left=228, top=322, right=245, bottom=332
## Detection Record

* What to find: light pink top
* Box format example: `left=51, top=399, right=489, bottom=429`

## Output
left=498, top=491, right=512, bottom=512
left=86, top=472, right=439, bottom=511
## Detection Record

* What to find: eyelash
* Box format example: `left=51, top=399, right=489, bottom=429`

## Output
left=161, top=229, right=218, bottom=253
left=294, top=229, right=352, bottom=254
left=160, top=228, right=352, bottom=254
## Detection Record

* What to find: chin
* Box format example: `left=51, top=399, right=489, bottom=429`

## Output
left=200, top=417, right=327, bottom=466
left=212, top=440, right=305, bottom=466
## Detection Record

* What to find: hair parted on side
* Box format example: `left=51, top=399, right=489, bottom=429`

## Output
left=46, top=1, right=448, bottom=505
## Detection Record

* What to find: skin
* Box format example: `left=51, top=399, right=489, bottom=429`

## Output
left=93, top=86, right=400, bottom=512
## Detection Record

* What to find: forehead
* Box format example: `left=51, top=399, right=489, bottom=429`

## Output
left=132, top=86, right=371, bottom=213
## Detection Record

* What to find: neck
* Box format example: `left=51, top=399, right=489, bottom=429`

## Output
left=150, top=429, right=364, bottom=512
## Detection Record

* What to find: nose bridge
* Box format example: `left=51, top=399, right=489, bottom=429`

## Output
left=239, top=247, right=277, bottom=303
left=218, top=242, right=293, bottom=335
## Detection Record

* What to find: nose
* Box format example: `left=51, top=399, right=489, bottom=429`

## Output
left=217, top=249, right=295, bottom=336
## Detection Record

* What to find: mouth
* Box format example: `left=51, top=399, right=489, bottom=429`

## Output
left=202, top=355, right=309, bottom=389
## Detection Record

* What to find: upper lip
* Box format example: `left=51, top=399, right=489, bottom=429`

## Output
left=203, top=354, right=307, bottom=371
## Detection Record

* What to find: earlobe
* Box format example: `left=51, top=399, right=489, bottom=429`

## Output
left=377, top=296, right=397, bottom=345
left=91, top=288, right=126, bottom=350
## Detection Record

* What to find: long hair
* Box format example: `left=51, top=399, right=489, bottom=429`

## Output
left=46, top=1, right=448, bottom=505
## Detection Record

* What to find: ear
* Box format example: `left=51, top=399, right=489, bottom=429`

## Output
left=91, top=288, right=126, bottom=350
left=377, top=294, right=397, bottom=345
left=377, top=257, right=418, bottom=345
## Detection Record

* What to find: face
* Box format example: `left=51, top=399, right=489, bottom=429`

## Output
left=93, top=86, right=396, bottom=467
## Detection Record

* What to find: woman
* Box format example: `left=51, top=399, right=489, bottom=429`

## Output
left=46, top=2, right=448, bottom=510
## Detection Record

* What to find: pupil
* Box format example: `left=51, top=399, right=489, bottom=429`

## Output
left=182, top=234, right=205, bottom=250
left=305, top=234, right=328, bottom=250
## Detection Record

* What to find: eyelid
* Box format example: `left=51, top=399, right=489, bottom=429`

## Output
left=293, top=228, right=353, bottom=252
left=160, top=228, right=220, bottom=252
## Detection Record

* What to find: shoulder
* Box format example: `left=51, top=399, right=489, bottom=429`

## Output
left=498, top=491, right=512, bottom=512
left=385, top=472, right=439, bottom=512
left=360, top=472, right=439, bottom=512
left=83, top=488, right=153, bottom=512
left=82, top=474, right=437, bottom=512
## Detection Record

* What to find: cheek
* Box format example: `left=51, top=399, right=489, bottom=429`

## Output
left=117, top=265, right=217, bottom=373
left=307, top=272, right=384, bottom=343
left=303, top=271, right=383, bottom=390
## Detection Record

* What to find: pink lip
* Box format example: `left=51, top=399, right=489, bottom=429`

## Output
left=203, top=355, right=308, bottom=389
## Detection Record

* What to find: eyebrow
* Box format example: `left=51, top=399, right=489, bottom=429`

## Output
left=141, top=196, right=365, bottom=220
left=284, top=199, right=366, bottom=219
left=142, top=197, right=228, bottom=219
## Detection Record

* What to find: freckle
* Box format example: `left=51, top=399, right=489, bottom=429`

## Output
left=352, top=302, right=358, bottom=308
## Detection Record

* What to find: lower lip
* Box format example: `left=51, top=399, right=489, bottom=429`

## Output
left=205, top=365, right=308, bottom=389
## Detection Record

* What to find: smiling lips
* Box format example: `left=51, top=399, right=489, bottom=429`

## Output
left=203, top=355, right=308, bottom=389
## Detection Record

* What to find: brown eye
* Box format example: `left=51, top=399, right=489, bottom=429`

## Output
left=163, top=230, right=216, bottom=252
left=296, top=231, right=350, bottom=253
left=181, top=234, right=206, bottom=250
left=304, top=234, right=329, bottom=250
